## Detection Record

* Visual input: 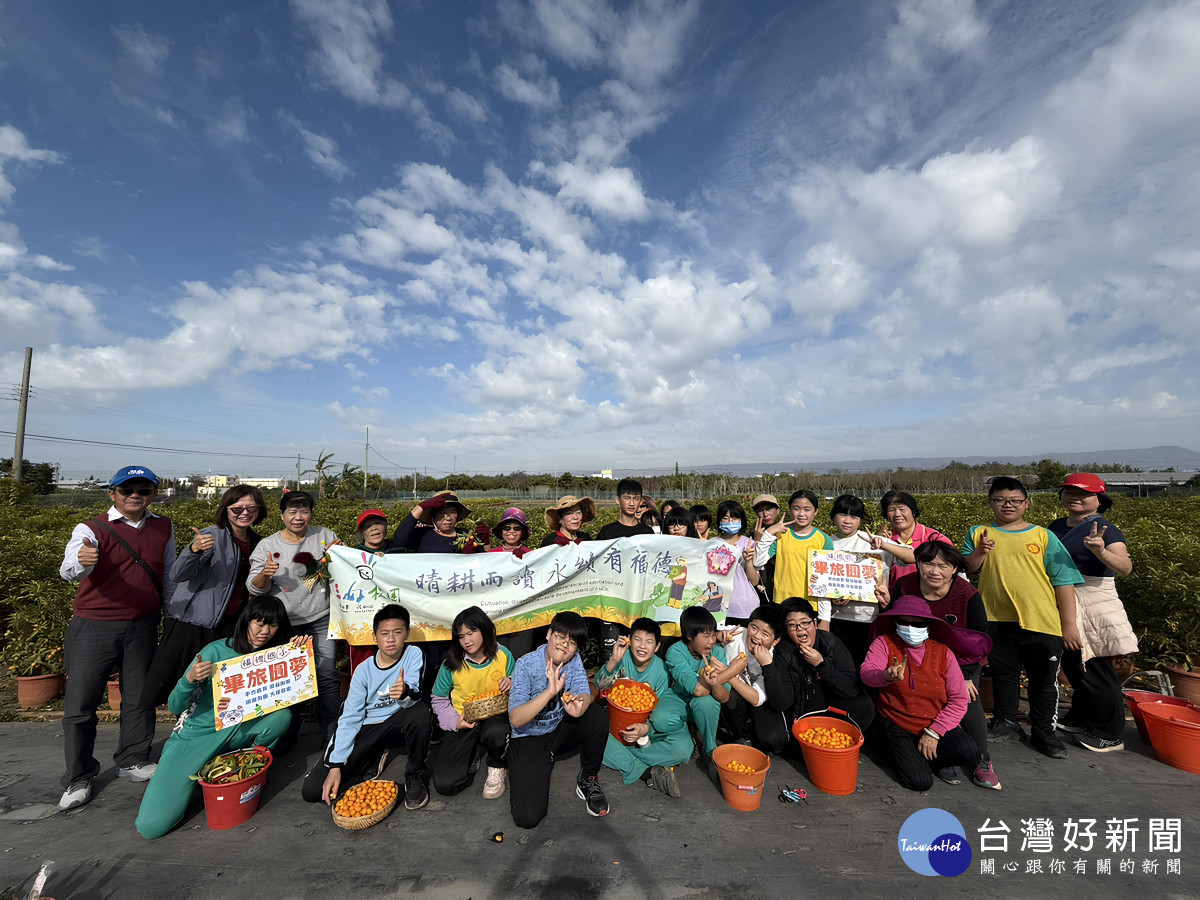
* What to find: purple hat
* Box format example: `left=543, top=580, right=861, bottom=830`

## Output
left=872, top=595, right=991, bottom=665
left=496, top=507, right=530, bottom=539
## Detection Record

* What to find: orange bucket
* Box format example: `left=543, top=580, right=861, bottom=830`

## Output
left=199, top=747, right=274, bottom=830
left=1124, top=691, right=1195, bottom=744
left=712, top=744, right=771, bottom=811
left=1140, top=702, right=1200, bottom=775
left=606, top=678, right=657, bottom=744
left=791, top=710, right=864, bottom=796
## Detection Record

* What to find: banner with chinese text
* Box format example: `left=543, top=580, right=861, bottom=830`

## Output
left=211, top=644, right=318, bottom=730
left=326, top=536, right=739, bottom=645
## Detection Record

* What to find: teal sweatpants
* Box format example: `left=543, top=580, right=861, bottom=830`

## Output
left=603, top=692, right=693, bottom=784
left=136, top=709, right=291, bottom=840
left=681, top=692, right=722, bottom=757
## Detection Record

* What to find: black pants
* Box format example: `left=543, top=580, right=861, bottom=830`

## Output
left=987, top=622, right=1063, bottom=738
left=876, top=716, right=979, bottom=791
left=143, top=615, right=236, bottom=708
left=498, top=630, right=535, bottom=660
left=301, top=703, right=431, bottom=802
left=62, top=614, right=159, bottom=787
left=508, top=705, right=607, bottom=829
left=1061, top=651, right=1125, bottom=740
left=756, top=696, right=877, bottom=755
left=433, top=713, right=510, bottom=796
left=830, top=619, right=873, bottom=670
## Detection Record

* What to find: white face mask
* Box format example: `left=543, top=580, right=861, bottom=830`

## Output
left=895, top=624, right=928, bottom=646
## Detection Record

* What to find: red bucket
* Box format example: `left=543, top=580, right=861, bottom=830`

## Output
left=791, top=709, right=864, bottom=796
left=1140, top=703, right=1200, bottom=775
left=199, top=746, right=274, bottom=830
left=606, top=679, right=657, bottom=744
left=1124, top=691, right=1195, bottom=744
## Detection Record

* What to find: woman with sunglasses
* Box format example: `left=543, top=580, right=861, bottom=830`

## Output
left=143, top=485, right=269, bottom=708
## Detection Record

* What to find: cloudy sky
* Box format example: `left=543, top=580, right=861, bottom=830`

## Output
left=1, top=0, right=1197, bottom=481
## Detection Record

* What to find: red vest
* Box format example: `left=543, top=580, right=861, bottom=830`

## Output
left=876, top=633, right=949, bottom=734
left=72, top=516, right=171, bottom=621
left=894, top=572, right=976, bottom=629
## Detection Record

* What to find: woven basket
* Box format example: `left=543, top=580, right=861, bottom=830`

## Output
left=463, top=692, right=510, bottom=723
left=331, top=780, right=398, bottom=831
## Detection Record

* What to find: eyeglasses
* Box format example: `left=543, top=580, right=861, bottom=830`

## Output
left=115, top=486, right=153, bottom=497
left=229, top=506, right=260, bottom=517
left=786, top=620, right=815, bottom=631
left=990, top=497, right=1027, bottom=507
left=500, top=524, right=523, bottom=532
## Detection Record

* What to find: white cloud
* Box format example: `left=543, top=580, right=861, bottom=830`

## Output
left=0, top=124, right=63, bottom=209
left=289, top=0, right=453, bottom=146
left=493, top=62, right=561, bottom=110
left=445, top=88, right=490, bottom=124
left=71, top=236, right=111, bottom=262
left=113, top=23, right=172, bottom=79
left=206, top=98, right=254, bottom=147
left=885, top=0, right=986, bottom=73
left=550, top=162, right=649, bottom=220
left=278, top=111, right=350, bottom=181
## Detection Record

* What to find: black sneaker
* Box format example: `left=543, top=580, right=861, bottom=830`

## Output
left=934, top=765, right=961, bottom=785
left=1031, top=732, right=1069, bottom=759
left=987, top=718, right=1025, bottom=743
left=1076, top=731, right=1124, bottom=753
left=1057, top=716, right=1087, bottom=734
left=576, top=774, right=609, bottom=817
left=645, top=765, right=681, bottom=798
left=404, top=774, right=429, bottom=810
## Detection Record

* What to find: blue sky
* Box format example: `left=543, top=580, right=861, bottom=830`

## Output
left=0, top=0, right=1197, bottom=482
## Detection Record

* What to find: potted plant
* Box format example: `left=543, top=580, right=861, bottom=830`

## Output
left=2, top=585, right=72, bottom=709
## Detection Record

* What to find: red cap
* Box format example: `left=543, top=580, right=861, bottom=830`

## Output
left=356, top=509, right=388, bottom=530
left=1059, top=473, right=1106, bottom=493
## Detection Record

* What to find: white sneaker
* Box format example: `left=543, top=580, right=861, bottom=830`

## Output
left=118, top=762, right=157, bottom=782
left=59, top=779, right=93, bottom=810
left=482, top=766, right=506, bottom=800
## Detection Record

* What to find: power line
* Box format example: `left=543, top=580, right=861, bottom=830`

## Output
left=0, top=430, right=313, bottom=460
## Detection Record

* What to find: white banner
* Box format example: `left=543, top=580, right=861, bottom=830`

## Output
left=326, top=536, right=741, bottom=645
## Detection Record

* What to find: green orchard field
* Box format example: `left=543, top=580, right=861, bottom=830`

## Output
left=2, top=493, right=1197, bottom=677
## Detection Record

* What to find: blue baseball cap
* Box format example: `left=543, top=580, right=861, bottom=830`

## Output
left=110, top=465, right=159, bottom=487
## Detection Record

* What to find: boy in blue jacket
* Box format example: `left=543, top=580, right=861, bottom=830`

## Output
left=301, top=604, right=431, bottom=810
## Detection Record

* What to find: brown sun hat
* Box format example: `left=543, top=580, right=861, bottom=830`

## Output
left=417, top=490, right=473, bottom=525
left=544, top=495, right=597, bottom=531
left=751, top=493, right=780, bottom=511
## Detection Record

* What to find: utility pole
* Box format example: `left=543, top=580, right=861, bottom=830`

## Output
left=364, top=427, right=369, bottom=501
left=296, top=454, right=301, bottom=491
left=12, top=347, right=32, bottom=483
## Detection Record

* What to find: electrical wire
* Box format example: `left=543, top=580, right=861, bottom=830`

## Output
left=0, top=430, right=312, bottom=460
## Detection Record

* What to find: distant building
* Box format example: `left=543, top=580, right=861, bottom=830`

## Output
left=591, top=469, right=613, bottom=479
left=240, top=477, right=286, bottom=490
left=205, top=475, right=234, bottom=488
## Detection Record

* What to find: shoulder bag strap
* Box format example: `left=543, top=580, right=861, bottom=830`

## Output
left=90, top=517, right=162, bottom=594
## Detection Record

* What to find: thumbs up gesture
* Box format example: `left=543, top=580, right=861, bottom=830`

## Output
left=389, top=667, right=407, bottom=699
left=190, top=527, right=215, bottom=553
left=78, top=537, right=100, bottom=567
left=977, top=528, right=996, bottom=556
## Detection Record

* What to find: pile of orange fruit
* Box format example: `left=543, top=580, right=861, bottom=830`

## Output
left=608, top=682, right=656, bottom=712
left=334, top=780, right=397, bottom=818
left=465, top=688, right=505, bottom=703
left=725, top=759, right=758, bottom=774
left=796, top=726, right=855, bottom=749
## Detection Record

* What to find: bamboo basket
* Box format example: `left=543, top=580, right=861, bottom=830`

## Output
left=463, top=691, right=510, bottom=723
left=332, top=780, right=398, bottom=831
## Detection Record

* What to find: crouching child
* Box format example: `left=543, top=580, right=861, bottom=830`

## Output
left=508, top=611, right=609, bottom=827
left=301, top=604, right=431, bottom=811
left=595, top=618, right=691, bottom=797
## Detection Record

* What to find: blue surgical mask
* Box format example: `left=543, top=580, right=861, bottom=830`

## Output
left=719, top=521, right=742, bottom=535
left=896, top=624, right=928, bottom=646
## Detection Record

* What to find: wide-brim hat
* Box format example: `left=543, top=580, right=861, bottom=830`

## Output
left=417, top=491, right=473, bottom=525
left=497, top=506, right=530, bottom=539
left=751, top=493, right=779, bottom=511
left=545, top=495, right=597, bottom=531
left=871, top=595, right=992, bottom=665
left=1059, top=472, right=1106, bottom=494
left=356, top=509, right=388, bottom=531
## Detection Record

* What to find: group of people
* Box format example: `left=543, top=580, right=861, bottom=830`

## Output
left=55, top=468, right=1138, bottom=838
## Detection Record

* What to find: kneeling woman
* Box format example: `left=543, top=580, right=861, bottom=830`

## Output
left=136, top=596, right=305, bottom=839
left=860, top=595, right=990, bottom=792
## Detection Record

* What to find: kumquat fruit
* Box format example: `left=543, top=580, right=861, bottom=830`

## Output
left=607, top=682, right=656, bottom=713
left=796, top=726, right=855, bottom=749
left=333, top=780, right=398, bottom=818
left=725, top=760, right=758, bottom=775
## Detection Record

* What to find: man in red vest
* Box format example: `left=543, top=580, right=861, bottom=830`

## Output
left=57, top=465, right=176, bottom=810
